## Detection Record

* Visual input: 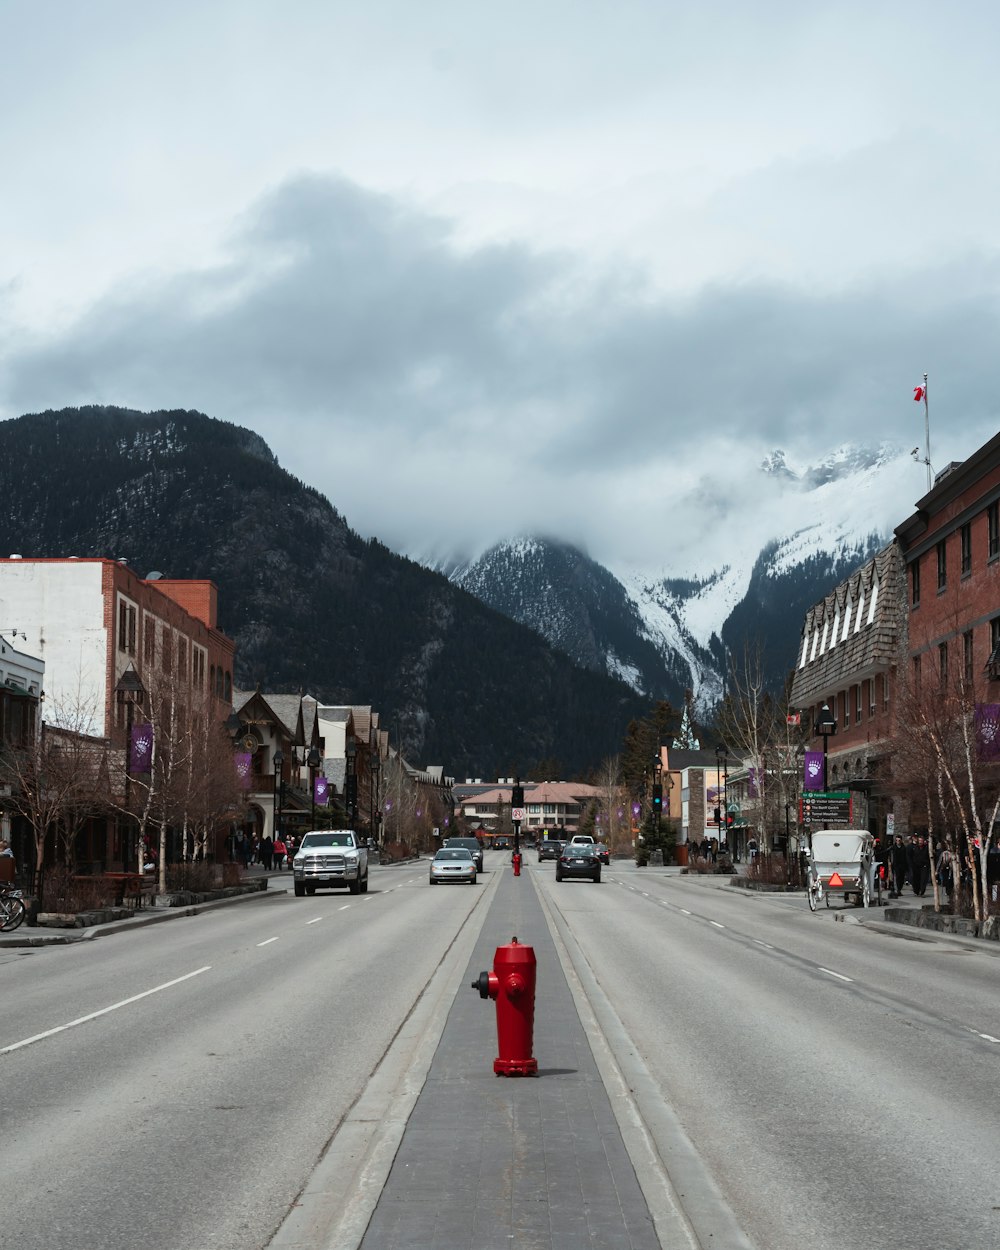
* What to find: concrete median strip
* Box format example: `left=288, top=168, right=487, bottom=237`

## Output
left=269, top=865, right=503, bottom=1250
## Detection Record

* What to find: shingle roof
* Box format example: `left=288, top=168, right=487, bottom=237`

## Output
left=789, top=540, right=905, bottom=706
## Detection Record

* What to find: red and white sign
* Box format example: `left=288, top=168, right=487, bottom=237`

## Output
left=511, top=807, right=525, bottom=821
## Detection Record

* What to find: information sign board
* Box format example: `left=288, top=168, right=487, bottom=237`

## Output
left=799, top=791, right=852, bottom=826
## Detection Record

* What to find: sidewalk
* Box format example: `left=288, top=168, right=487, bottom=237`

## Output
left=357, top=867, right=660, bottom=1250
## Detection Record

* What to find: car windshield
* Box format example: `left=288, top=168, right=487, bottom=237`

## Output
left=298, top=833, right=354, bottom=849
left=445, top=839, right=480, bottom=851
left=435, top=848, right=473, bottom=861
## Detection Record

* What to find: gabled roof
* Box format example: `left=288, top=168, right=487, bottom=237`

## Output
left=231, top=688, right=304, bottom=742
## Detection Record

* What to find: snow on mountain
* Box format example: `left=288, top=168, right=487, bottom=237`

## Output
left=415, top=442, right=925, bottom=711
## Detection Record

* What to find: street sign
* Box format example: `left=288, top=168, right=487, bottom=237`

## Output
left=511, top=807, right=525, bottom=821
left=727, top=803, right=740, bottom=815
left=800, top=791, right=852, bottom=826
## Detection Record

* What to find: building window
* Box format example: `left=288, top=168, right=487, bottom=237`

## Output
left=936, top=540, right=947, bottom=592
left=855, top=683, right=863, bottom=721
left=883, top=672, right=890, bottom=711
left=939, top=641, right=948, bottom=687
left=911, top=559, right=921, bottom=607
left=177, top=638, right=187, bottom=681
left=843, top=688, right=850, bottom=729
left=989, top=502, right=1000, bottom=561
left=144, top=615, right=156, bottom=663
left=117, top=601, right=137, bottom=655
left=961, top=523, right=972, bottom=576
left=988, top=618, right=1000, bottom=681
left=964, top=630, right=974, bottom=686
left=868, top=679, right=876, bottom=717
left=162, top=626, right=172, bottom=674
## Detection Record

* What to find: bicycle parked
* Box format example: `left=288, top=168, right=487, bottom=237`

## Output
left=0, top=885, right=26, bottom=932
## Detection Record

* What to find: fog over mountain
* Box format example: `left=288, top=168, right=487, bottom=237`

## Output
left=419, top=442, right=917, bottom=708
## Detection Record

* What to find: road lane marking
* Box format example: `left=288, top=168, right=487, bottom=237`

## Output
left=306, top=917, right=323, bottom=925
left=709, top=921, right=725, bottom=929
left=339, top=905, right=351, bottom=911
left=976, top=1032, right=1000, bottom=1043
left=680, top=909, right=691, bottom=915
left=257, top=937, right=279, bottom=947
left=819, top=967, right=852, bottom=982
left=0, top=966, right=212, bottom=1055
left=754, top=940, right=774, bottom=949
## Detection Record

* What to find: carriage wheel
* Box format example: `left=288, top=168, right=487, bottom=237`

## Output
left=861, top=872, right=871, bottom=909
left=807, top=877, right=821, bottom=912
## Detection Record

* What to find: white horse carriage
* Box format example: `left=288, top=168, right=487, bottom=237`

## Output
left=805, top=829, right=882, bottom=911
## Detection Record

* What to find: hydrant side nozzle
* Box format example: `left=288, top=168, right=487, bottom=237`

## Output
left=472, top=970, right=499, bottom=999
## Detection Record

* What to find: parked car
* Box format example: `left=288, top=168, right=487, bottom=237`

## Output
left=593, top=842, right=610, bottom=865
left=443, top=836, right=484, bottom=873
left=537, top=840, right=564, bottom=862
left=556, top=843, right=602, bottom=883
left=429, top=847, right=478, bottom=885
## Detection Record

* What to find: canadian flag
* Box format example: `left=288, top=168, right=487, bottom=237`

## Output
left=913, top=384, right=926, bottom=402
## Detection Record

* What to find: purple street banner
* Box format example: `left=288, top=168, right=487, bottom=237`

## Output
left=748, top=767, right=759, bottom=798
left=803, top=751, right=825, bottom=791
left=314, top=776, right=330, bottom=806
left=130, top=723, right=153, bottom=772
left=234, top=752, right=253, bottom=789
left=975, top=704, right=1000, bottom=759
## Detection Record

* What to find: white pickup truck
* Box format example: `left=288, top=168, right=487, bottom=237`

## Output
left=292, top=829, right=369, bottom=896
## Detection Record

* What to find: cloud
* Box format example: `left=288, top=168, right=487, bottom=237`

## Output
left=2, top=170, right=999, bottom=572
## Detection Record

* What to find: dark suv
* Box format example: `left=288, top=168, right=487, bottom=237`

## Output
left=537, top=840, right=564, bottom=862
left=443, top=836, right=484, bottom=873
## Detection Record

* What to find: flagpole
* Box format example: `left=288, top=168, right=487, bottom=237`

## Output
left=922, top=372, right=931, bottom=492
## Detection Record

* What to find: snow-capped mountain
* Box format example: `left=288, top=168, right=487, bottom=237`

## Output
left=441, top=443, right=920, bottom=710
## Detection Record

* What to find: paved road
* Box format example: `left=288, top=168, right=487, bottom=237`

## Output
left=0, top=859, right=487, bottom=1250
left=532, top=861, right=1000, bottom=1250
left=3, top=856, right=998, bottom=1250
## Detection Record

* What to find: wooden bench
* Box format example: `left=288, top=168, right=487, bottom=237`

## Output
left=75, top=872, right=157, bottom=910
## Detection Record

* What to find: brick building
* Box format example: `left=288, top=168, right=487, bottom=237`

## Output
left=789, top=541, right=907, bottom=839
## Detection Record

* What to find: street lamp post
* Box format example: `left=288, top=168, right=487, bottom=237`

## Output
left=814, top=702, right=837, bottom=793
left=715, top=744, right=729, bottom=850
left=115, top=667, right=146, bottom=874
left=273, top=749, right=284, bottom=843
left=307, top=747, right=321, bottom=831
left=345, top=737, right=357, bottom=829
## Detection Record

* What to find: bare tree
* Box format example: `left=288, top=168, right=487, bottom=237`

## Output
left=891, top=633, right=1000, bottom=921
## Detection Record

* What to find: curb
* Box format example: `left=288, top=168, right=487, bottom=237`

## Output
left=0, top=882, right=284, bottom=948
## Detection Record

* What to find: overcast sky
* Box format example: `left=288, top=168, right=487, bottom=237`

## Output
left=2, top=1, right=999, bottom=574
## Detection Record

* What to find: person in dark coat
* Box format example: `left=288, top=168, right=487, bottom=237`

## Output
left=911, top=836, right=932, bottom=897
left=888, top=835, right=909, bottom=898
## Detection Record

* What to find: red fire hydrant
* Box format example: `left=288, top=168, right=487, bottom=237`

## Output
left=512, top=850, right=522, bottom=876
left=471, top=937, right=538, bottom=1076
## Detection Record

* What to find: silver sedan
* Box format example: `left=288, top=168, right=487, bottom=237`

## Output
left=429, top=847, right=478, bottom=884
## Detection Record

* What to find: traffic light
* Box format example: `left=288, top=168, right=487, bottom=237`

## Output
left=713, top=806, right=721, bottom=825
left=511, top=784, right=524, bottom=808
left=651, top=783, right=663, bottom=812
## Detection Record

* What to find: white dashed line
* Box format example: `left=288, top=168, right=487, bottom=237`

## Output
left=0, top=966, right=212, bottom=1055
left=257, top=937, right=279, bottom=947
left=642, top=892, right=650, bottom=897
left=819, top=967, right=852, bottom=982
left=709, top=921, right=725, bottom=929
left=680, top=909, right=691, bottom=915
left=976, top=1032, right=1000, bottom=1044
left=306, top=917, right=323, bottom=925
left=339, top=905, right=351, bottom=911
left=753, top=940, right=774, bottom=949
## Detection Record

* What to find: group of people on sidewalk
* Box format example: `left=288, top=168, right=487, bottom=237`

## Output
left=884, top=832, right=1000, bottom=901
left=230, top=830, right=292, bottom=871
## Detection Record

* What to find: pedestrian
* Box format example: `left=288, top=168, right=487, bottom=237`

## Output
left=273, top=837, right=286, bottom=870
left=888, top=835, right=908, bottom=898
left=0, top=838, right=15, bottom=886
left=911, top=836, right=931, bottom=897
left=936, top=844, right=954, bottom=899
left=261, top=835, right=273, bottom=871
left=906, top=834, right=917, bottom=889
